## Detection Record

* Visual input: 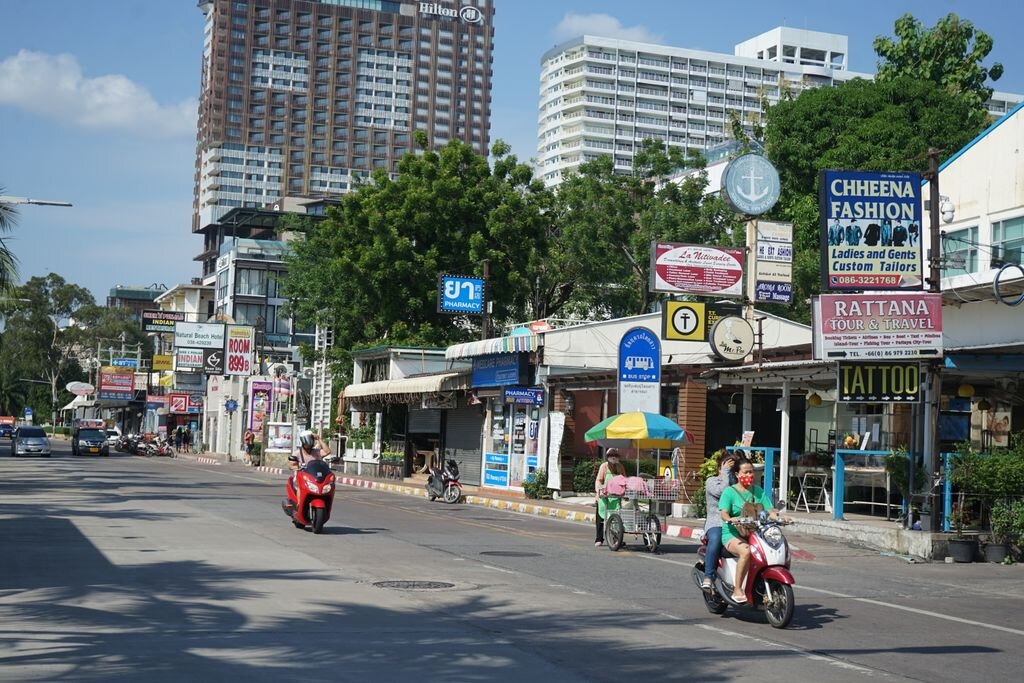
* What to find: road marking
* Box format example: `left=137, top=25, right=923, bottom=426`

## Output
left=639, top=552, right=1024, bottom=638
left=480, top=564, right=516, bottom=575
left=797, top=584, right=1024, bottom=637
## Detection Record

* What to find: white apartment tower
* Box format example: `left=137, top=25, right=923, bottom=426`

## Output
left=537, top=27, right=1020, bottom=187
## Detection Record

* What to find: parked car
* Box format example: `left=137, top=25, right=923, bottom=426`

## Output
left=11, top=426, right=51, bottom=457
left=0, top=423, right=15, bottom=439
left=105, top=429, right=121, bottom=448
left=72, top=428, right=109, bottom=457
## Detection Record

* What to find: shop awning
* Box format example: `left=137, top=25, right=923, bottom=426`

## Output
left=61, top=395, right=95, bottom=412
left=445, top=334, right=539, bottom=360
left=343, top=370, right=470, bottom=402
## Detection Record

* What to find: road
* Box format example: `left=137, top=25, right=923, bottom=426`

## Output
left=1, top=441, right=1022, bottom=682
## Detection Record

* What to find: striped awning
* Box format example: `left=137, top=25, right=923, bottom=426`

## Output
left=344, top=370, right=470, bottom=402
left=445, top=334, right=539, bottom=360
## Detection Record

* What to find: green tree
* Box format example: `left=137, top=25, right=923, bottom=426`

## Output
left=284, top=138, right=547, bottom=356
left=2, top=274, right=94, bottom=426
left=874, top=13, right=1004, bottom=114
left=0, top=186, right=21, bottom=293
left=763, top=77, right=985, bottom=321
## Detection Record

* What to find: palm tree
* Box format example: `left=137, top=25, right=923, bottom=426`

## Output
left=0, top=185, right=21, bottom=293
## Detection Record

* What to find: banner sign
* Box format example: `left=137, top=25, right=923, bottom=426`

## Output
left=755, top=221, right=793, bottom=304
left=169, top=394, right=189, bottom=413
left=503, top=387, right=545, bottom=405
left=142, top=309, right=186, bottom=333
left=813, top=293, right=943, bottom=360
left=618, top=327, right=661, bottom=414
left=225, top=325, right=255, bottom=376
left=820, top=170, right=924, bottom=291
left=203, top=347, right=224, bottom=375
left=755, top=281, right=793, bottom=304
left=437, top=274, right=485, bottom=314
left=187, top=394, right=204, bottom=412
left=838, top=362, right=922, bottom=403
left=99, top=366, right=135, bottom=401
left=756, top=241, right=792, bottom=263
left=650, top=242, right=745, bottom=297
left=174, top=322, right=225, bottom=349
left=471, top=353, right=528, bottom=387
left=483, top=452, right=510, bottom=488
left=176, top=348, right=204, bottom=369
left=111, top=358, right=138, bottom=368
left=248, top=380, right=273, bottom=432
left=152, top=354, right=174, bottom=371
left=662, top=301, right=741, bottom=341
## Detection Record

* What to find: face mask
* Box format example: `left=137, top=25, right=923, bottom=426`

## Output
left=737, top=473, right=755, bottom=487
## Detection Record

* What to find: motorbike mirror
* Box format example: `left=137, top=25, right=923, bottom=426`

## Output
left=776, top=501, right=788, bottom=511
left=287, top=455, right=299, bottom=462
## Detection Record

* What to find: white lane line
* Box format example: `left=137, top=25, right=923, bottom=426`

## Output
left=638, top=553, right=1024, bottom=638
left=480, top=564, right=516, bottom=575
left=797, top=584, right=1024, bottom=637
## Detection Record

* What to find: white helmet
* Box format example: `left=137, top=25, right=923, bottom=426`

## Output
left=299, top=430, right=315, bottom=450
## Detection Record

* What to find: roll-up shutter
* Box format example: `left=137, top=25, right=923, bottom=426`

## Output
left=444, top=404, right=484, bottom=486
left=408, top=408, right=441, bottom=434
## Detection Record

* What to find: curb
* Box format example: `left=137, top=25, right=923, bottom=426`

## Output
left=179, top=455, right=221, bottom=466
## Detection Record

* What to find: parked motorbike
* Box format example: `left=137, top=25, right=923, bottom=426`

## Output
left=283, top=458, right=336, bottom=534
left=692, top=511, right=795, bottom=628
left=426, top=458, right=462, bottom=504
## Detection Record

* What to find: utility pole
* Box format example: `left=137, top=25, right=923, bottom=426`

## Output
left=921, top=147, right=942, bottom=532
left=481, top=258, right=491, bottom=340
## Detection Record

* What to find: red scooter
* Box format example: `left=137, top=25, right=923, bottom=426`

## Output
left=283, top=458, right=336, bottom=534
left=693, top=512, right=796, bottom=628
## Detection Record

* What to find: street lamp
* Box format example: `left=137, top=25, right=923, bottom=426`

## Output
left=0, top=196, right=73, bottom=207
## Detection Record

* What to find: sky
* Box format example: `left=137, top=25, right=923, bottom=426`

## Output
left=2, top=1, right=1023, bottom=302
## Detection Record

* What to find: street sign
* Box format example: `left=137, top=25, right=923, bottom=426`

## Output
left=618, top=327, right=661, bottom=414
left=722, top=153, right=781, bottom=216
left=111, top=357, right=138, bottom=368
left=662, top=301, right=705, bottom=341
left=225, top=398, right=239, bottom=414
left=23, top=407, right=33, bottom=424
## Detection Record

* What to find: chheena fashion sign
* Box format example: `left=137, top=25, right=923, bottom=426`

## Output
left=418, top=2, right=483, bottom=23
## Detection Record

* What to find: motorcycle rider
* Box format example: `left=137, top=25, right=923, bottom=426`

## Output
left=718, top=458, right=784, bottom=604
left=702, top=451, right=737, bottom=589
left=289, top=430, right=331, bottom=488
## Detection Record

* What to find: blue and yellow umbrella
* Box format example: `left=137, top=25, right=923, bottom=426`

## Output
left=584, top=411, right=693, bottom=450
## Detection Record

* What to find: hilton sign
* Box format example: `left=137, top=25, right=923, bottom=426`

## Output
left=419, top=2, right=483, bottom=23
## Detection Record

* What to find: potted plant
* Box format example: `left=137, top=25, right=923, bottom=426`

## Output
left=947, top=505, right=976, bottom=562
left=986, top=500, right=1013, bottom=563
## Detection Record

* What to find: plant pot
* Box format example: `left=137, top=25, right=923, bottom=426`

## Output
left=984, top=543, right=1009, bottom=564
left=948, top=538, right=976, bottom=563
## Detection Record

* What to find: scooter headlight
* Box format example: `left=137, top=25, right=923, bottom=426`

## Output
left=322, top=484, right=333, bottom=494
left=304, top=478, right=320, bottom=493
left=763, top=525, right=784, bottom=549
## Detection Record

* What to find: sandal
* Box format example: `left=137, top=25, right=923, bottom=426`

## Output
left=731, top=593, right=747, bottom=604
left=701, top=578, right=712, bottom=590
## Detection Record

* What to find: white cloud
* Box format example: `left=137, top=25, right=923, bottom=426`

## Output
left=0, top=50, right=197, bottom=137
left=554, top=13, right=664, bottom=44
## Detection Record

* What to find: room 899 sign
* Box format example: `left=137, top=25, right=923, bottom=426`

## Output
left=225, top=326, right=255, bottom=376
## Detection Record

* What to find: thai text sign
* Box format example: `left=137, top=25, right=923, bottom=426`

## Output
left=174, top=322, right=225, bottom=349
left=813, top=293, right=942, bottom=360
left=650, top=242, right=744, bottom=297
left=142, top=309, right=186, bottom=333
left=838, top=362, right=922, bottom=403
left=618, top=327, right=661, bottom=414
left=99, top=366, right=134, bottom=401
left=225, top=325, right=255, bottom=376
left=820, top=170, right=924, bottom=291
left=437, top=274, right=485, bottom=314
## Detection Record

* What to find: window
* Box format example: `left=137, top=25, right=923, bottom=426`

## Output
left=992, top=215, right=1024, bottom=267
left=943, top=226, right=978, bottom=277
left=234, top=302, right=265, bottom=326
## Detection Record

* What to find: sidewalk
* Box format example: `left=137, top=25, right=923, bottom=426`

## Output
left=182, top=452, right=816, bottom=559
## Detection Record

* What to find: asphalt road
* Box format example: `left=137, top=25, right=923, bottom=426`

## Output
left=1, top=441, right=1022, bottom=682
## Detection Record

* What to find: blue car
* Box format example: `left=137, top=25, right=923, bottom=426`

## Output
left=0, top=424, right=15, bottom=439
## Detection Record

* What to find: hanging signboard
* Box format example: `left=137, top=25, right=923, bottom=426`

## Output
left=437, top=274, right=486, bottom=314
left=661, top=301, right=741, bottom=342
left=174, top=322, right=226, bottom=349
left=837, top=362, right=923, bottom=403
left=98, top=366, right=134, bottom=401
left=812, top=293, right=943, bottom=360
left=503, top=387, right=545, bottom=405
left=618, top=327, right=661, bottom=414
left=820, top=170, right=924, bottom=291
left=650, top=242, right=745, bottom=298
left=176, top=348, right=204, bottom=370
left=225, top=325, right=255, bottom=376
left=142, top=309, right=186, bottom=333
left=722, top=153, right=781, bottom=216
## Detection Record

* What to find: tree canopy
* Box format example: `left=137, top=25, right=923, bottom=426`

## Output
left=0, top=186, right=21, bottom=293
left=763, top=76, right=986, bottom=321
left=874, top=13, right=1004, bottom=113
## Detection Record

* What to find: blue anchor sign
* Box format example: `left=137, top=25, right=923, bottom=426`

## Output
left=437, top=274, right=486, bottom=314
left=723, top=153, right=781, bottom=216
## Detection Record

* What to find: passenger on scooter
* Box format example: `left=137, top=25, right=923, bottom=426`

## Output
left=718, top=458, right=784, bottom=604
left=702, top=451, right=738, bottom=589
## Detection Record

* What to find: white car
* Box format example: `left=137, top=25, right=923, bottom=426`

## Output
left=11, top=426, right=51, bottom=457
left=105, top=429, right=121, bottom=448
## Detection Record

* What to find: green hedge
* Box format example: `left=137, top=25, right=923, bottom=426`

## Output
left=524, top=469, right=551, bottom=499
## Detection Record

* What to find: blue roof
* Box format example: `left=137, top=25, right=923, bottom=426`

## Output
left=937, top=99, right=1024, bottom=174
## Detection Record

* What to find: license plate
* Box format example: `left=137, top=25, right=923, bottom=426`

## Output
left=90, top=447, right=100, bottom=453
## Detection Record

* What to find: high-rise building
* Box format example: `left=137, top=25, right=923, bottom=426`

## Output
left=193, top=0, right=495, bottom=233
left=537, top=27, right=1021, bottom=187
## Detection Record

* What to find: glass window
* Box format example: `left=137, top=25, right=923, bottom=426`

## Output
left=943, top=226, right=978, bottom=277
left=235, top=268, right=267, bottom=296
left=992, top=215, right=1024, bottom=267
left=234, top=302, right=265, bottom=326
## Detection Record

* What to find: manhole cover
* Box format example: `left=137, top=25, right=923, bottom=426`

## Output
left=480, top=551, right=542, bottom=558
left=373, top=580, right=455, bottom=591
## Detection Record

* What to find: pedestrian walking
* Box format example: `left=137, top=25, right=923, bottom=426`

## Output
left=184, top=428, right=192, bottom=454
left=243, top=428, right=255, bottom=465
left=175, top=428, right=183, bottom=452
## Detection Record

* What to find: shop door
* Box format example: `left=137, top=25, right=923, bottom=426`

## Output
left=444, top=404, right=484, bottom=486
